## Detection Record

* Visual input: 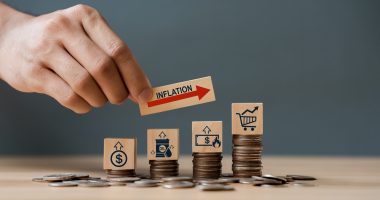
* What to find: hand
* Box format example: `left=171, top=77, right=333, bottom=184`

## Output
left=0, top=3, right=152, bottom=113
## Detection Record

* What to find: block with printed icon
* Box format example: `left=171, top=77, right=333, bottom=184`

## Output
left=192, top=121, right=223, bottom=153
left=147, top=129, right=179, bottom=160
left=139, top=76, right=216, bottom=115
left=103, top=138, right=136, bottom=170
left=232, top=103, right=263, bottom=135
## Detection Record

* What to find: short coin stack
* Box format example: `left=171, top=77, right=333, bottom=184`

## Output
left=105, top=169, right=136, bottom=178
left=149, top=160, right=179, bottom=179
left=192, top=153, right=223, bottom=180
left=232, top=135, right=263, bottom=177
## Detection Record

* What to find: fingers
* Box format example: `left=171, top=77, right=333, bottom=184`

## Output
left=67, top=4, right=152, bottom=103
left=43, top=47, right=107, bottom=107
left=61, top=29, right=129, bottom=104
left=37, top=68, right=91, bottom=113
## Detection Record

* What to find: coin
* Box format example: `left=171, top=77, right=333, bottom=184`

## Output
left=193, top=152, right=222, bottom=180
left=127, top=180, right=159, bottom=188
left=108, top=182, right=127, bottom=186
left=286, top=175, right=317, bottom=181
left=218, top=177, right=240, bottom=183
left=262, top=174, right=287, bottom=184
left=32, top=177, right=48, bottom=183
left=78, top=182, right=110, bottom=187
left=48, top=182, right=78, bottom=187
left=161, top=176, right=193, bottom=182
left=149, top=160, right=179, bottom=179
left=196, top=179, right=229, bottom=185
left=162, top=181, right=195, bottom=189
left=72, top=173, right=90, bottom=179
left=43, top=173, right=75, bottom=181
left=107, top=177, right=141, bottom=182
left=197, top=184, right=235, bottom=191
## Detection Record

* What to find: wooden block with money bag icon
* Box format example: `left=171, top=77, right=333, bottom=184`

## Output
left=103, top=138, right=137, bottom=170
left=147, top=129, right=179, bottom=160
left=192, top=121, right=223, bottom=153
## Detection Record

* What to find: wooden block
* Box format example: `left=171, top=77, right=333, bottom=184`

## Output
left=232, top=103, right=263, bottom=135
left=139, top=76, right=216, bottom=116
left=192, top=121, right=223, bottom=153
left=147, top=129, right=179, bottom=160
left=103, top=138, right=137, bottom=170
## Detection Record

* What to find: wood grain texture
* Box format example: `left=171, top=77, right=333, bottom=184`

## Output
left=232, top=103, right=263, bottom=135
left=139, top=76, right=216, bottom=115
left=147, top=129, right=179, bottom=160
left=103, top=138, right=136, bottom=170
left=1, top=156, right=380, bottom=200
left=192, top=121, right=223, bottom=153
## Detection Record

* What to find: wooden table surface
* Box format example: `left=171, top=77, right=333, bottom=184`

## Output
left=1, top=156, right=379, bottom=200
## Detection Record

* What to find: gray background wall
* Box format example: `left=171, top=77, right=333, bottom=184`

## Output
left=1, top=0, right=379, bottom=155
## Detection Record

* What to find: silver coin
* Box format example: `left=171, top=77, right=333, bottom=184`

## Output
left=161, top=176, right=193, bottom=182
left=43, top=173, right=75, bottom=181
left=253, top=179, right=283, bottom=186
left=198, top=184, right=235, bottom=191
left=218, top=177, right=240, bottom=183
left=63, top=180, right=91, bottom=184
left=127, top=182, right=159, bottom=188
left=239, top=178, right=256, bottom=184
left=262, top=174, right=287, bottom=183
left=197, top=179, right=229, bottom=185
left=286, top=175, right=316, bottom=181
left=108, top=182, right=127, bottom=186
left=162, top=181, right=195, bottom=189
left=72, top=173, right=90, bottom=179
left=107, top=177, right=141, bottom=182
left=78, top=182, right=110, bottom=187
left=137, top=179, right=162, bottom=184
left=48, top=182, right=78, bottom=187
left=32, top=177, right=48, bottom=183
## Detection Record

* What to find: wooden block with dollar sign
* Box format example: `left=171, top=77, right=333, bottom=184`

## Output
left=192, top=121, right=223, bottom=153
left=103, top=138, right=136, bottom=170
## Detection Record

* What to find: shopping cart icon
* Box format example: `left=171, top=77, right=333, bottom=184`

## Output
left=236, top=107, right=259, bottom=131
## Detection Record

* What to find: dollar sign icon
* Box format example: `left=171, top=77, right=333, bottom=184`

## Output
left=205, top=136, right=210, bottom=144
left=115, top=153, right=123, bottom=164
left=111, top=150, right=127, bottom=167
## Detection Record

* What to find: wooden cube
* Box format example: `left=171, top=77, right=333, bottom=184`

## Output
left=232, top=103, right=263, bottom=135
left=147, top=129, right=179, bottom=160
left=139, top=76, right=216, bottom=115
left=192, top=121, right=223, bottom=153
left=103, top=138, right=136, bottom=170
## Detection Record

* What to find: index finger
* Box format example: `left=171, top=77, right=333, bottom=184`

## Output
left=68, top=5, right=152, bottom=103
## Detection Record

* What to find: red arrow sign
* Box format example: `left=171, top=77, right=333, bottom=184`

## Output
left=147, top=85, right=210, bottom=107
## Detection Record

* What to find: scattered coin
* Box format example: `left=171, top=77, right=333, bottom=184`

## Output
left=72, top=173, right=90, bottom=179
left=161, top=176, right=192, bottom=182
left=43, top=173, right=75, bottom=181
left=262, top=174, right=287, bottom=184
left=218, top=177, right=240, bottom=183
left=48, top=182, right=78, bottom=187
left=162, top=181, right=195, bottom=189
left=108, top=182, right=127, bottom=186
left=239, top=178, right=256, bottom=184
left=32, top=177, right=49, bottom=183
left=198, top=184, right=235, bottom=191
left=78, top=182, right=110, bottom=187
left=107, top=177, right=141, bottom=182
left=286, top=175, right=317, bottom=181
left=127, top=180, right=159, bottom=188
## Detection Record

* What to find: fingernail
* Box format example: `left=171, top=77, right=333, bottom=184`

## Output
left=138, top=87, right=153, bottom=103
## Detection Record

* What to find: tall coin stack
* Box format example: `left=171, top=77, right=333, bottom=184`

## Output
left=231, top=103, right=264, bottom=178
left=192, top=121, right=223, bottom=180
left=103, top=138, right=137, bottom=177
left=147, top=129, right=180, bottom=179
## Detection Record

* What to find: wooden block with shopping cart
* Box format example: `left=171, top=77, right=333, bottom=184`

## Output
left=232, top=103, right=263, bottom=135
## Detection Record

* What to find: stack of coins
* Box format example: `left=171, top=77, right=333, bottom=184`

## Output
left=105, top=169, right=136, bottom=178
left=232, top=134, right=263, bottom=177
left=149, top=160, right=179, bottom=179
left=192, top=153, right=223, bottom=180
